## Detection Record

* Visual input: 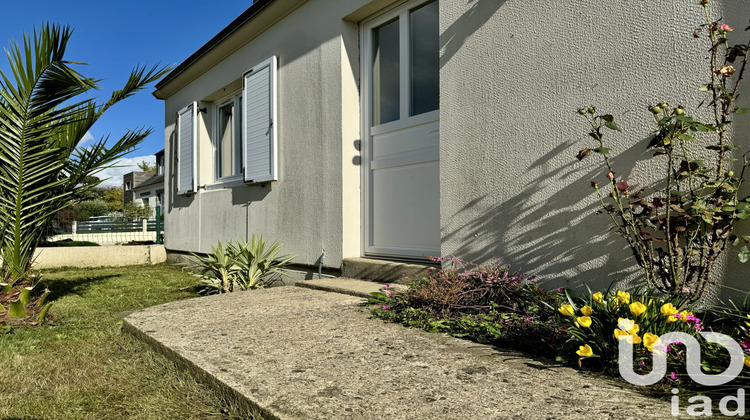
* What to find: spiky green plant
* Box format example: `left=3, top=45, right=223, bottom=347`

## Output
left=191, top=235, right=296, bottom=294
left=0, top=23, right=169, bottom=286
left=229, top=235, right=296, bottom=290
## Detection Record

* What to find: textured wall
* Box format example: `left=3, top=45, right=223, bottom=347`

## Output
left=439, top=0, right=750, bottom=299
left=162, top=0, right=370, bottom=268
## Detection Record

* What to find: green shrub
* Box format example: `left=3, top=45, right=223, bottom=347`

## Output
left=191, top=235, right=296, bottom=294
left=74, top=200, right=109, bottom=221
left=122, top=202, right=151, bottom=219
left=371, top=258, right=566, bottom=356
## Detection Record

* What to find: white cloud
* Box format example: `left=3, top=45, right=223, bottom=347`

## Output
left=79, top=131, right=95, bottom=146
left=95, top=155, right=157, bottom=187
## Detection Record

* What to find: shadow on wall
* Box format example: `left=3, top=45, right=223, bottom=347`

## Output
left=445, top=136, right=659, bottom=291
left=440, top=0, right=507, bottom=68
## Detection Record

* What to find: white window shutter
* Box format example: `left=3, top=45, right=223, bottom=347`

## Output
left=242, top=56, right=278, bottom=184
left=176, top=102, right=198, bottom=195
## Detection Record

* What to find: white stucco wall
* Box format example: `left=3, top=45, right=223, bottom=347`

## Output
left=162, top=0, right=371, bottom=269
left=439, top=0, right=750, bottom=299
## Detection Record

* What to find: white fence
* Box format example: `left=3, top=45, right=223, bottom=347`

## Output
left=48, top=219, right=159, bottom=245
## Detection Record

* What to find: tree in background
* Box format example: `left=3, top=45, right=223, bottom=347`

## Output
left=74, top=200, right=110, bottom=221
left=122, top=202, right=151, bottom=220
left=137, top=160, right=155, bottom=172
left=0, top=23, right=168, bottom=296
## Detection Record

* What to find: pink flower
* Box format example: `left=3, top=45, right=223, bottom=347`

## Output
left=720, top=24, right=734, bottom=32
left=386, top=291, right=392, bottom=297
left=639, top=361, right=646, bottom=366
left=385, top=284, right=390, bottom=290
left=666, top=346, right=672, bottom=352
left=557, top=287, right=564, bottom=292
left=616, top=181, right=629, bottom=192
left=524, top=317, right=532, bottom=322
left=382, top=305, right=389, bottom=310
left=670, top=372, right=679, bottom=380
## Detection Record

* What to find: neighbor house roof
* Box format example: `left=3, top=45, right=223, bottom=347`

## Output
left=133, top=174, right=164, bottom=191
left=153, top=0, right=276, bottom=98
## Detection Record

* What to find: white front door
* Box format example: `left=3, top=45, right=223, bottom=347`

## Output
left=362, top=0, right=440, bottom=259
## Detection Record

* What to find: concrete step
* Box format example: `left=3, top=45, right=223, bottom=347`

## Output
left=296, top=278, right=407, bottom=299
left=341, top=257, right=437, bottom=283
left=124, top=287, right=672, bottom=419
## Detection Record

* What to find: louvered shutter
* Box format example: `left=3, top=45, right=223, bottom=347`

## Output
left=176, top=102, right=197, bottom=195
left=242, top=56, right=278, bottom=184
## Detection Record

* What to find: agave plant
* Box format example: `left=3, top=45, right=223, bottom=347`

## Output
left=229, top=235, right=296, bottom=290
left=191, top=235, right=296, bottom=294
left=191, top=241, right=241, bottom=293
left=0, top=23, right=168, bottom=290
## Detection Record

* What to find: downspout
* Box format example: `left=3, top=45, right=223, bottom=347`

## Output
left=318, top=249, right=326, bottom=279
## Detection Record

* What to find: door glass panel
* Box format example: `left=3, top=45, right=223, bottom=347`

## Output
left=372, top=18, right=400, bottom=125
left=409, top=0, right=439, bottom=116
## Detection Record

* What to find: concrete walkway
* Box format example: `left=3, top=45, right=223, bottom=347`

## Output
left=123, top=282, right=674, bottom=419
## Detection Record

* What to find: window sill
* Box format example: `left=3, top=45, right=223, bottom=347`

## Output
left=205, top=177, right=245, bottom=191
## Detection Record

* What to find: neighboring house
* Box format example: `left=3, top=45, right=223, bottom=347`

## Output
left=153, top=0, right=749, bottom=295
left=123, top=149, right=165, bottom=218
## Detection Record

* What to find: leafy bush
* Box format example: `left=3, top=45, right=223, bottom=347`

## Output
left=74, top=200, right=110, bottom=221
left=371, top=258, right=566, bottom=356
left=191, top=235, right=296, bottom=294
left=572, top=2, right=750, bottom=302
left=122, top=202, right=151, bottom=219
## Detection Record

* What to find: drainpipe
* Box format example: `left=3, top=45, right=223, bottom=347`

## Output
left=318, top=249, right=326, bottom=279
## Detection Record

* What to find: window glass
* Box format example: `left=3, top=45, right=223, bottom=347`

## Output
left=215, top=96, right=243, bottom=180
left=372, top=18, right=400, bottom=125
left=410, top=0, right=439, bottom=116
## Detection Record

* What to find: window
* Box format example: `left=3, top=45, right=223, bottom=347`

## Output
left=370, top=0, right=439, bottom=126
left=214, top=94, right=243, bottom=180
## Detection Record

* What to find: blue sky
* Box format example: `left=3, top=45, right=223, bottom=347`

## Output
left=1, top=1, right=253, bottom=186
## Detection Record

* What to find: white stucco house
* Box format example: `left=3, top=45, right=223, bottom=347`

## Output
left=154, top=0, right=750, bottom=296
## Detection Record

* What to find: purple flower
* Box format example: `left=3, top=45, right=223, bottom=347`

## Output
left=670, top=372, right=679, bottom=380
left=741, top=341, right=750, bottom=350
left=666, top=346, right=672, bottom=352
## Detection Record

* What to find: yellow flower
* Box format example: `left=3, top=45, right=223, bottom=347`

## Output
left=629, top=302, right=647, bottom=317
left=617, top=318, right=639, bottom=334
left=577, top=316, right=592, bottom=328
left=558, top=304, right=575, bottom=316
left=745, top=356, right=750, bottom=369
left=616, top=290, right=631, bottom=304
left=581, top=305, right=593, bottom=316
left=661, top=303, right=678, bottom=316
left=576, top=344, right=594, bottom=358
left=592, top=292, right=604, bottom=304
left=614, top=329, right=641, bottom=344
left=643, top=333, right=662, bottom=352
left=745, top=314, right=750, bottom=329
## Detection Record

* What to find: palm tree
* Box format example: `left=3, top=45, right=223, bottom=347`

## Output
left=0, top=24, right=169, bottom=287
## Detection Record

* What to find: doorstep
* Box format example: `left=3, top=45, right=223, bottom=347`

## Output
left=296, top=278, right=407, bottom=299
left=341, top=257, right=437, bottom=283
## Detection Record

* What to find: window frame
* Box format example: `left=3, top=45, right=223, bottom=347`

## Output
left=211, top=91, right=244, bottom=185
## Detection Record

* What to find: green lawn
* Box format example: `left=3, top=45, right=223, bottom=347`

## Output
left=0, top=264, right=261, bottom=419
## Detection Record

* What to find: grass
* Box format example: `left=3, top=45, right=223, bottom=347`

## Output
left=0, top=264, right=264, bottom=419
